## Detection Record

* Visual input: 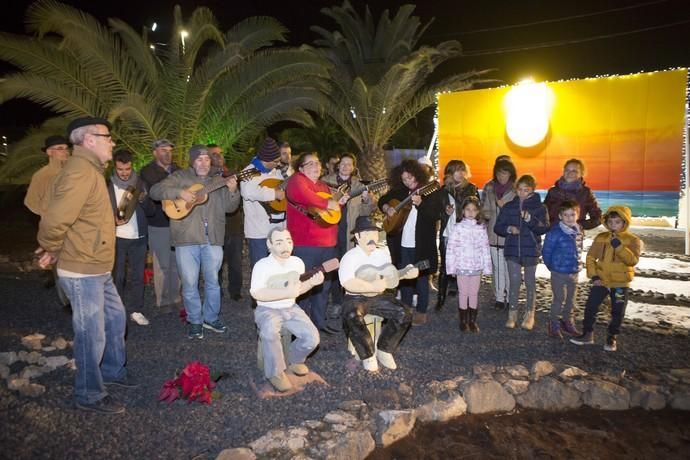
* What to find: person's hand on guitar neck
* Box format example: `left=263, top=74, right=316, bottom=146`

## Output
left=410, top=193, right=422, bottom=207
left=225, top=176, right=238, bottom=193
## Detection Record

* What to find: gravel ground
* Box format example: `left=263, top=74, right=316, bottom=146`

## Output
left=2, top=265, right=689, bottom=459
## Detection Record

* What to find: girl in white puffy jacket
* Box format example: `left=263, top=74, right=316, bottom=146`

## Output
left=446, top=197, right=493, bottom=333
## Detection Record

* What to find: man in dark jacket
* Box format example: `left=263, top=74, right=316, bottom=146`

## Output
left=108, top=150, right=155, bottom=322
left=150, top=145, right=241, bottom=339
left=140, top=139, right=181, bottom=309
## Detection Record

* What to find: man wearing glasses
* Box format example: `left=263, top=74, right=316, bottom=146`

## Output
left=140, top=139, right=182, bottom=310
left=25, top=135, right=72, bottom=306
left=37, top=117, right=136, bottom=414
left=25, top=135, right=71, bottom=216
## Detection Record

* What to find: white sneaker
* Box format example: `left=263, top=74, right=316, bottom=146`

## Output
left=376, top=350, right=397, bottom=370
left=130, top=312, right=149, bottom=326
left=362, top=356, right=379, bottom=372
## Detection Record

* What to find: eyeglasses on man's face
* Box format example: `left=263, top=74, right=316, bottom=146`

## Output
left=90, top=133, right=113, bottom=139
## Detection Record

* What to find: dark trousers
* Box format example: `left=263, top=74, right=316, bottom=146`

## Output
left=582, top=285, right=629, bottom=336
left=343, top=293, right=413, bottom=359
left=330, top=229, right=348, bottom=305
left=399, top=247, right=430, bottom=313
left=113, top=236, right=147, bottom=310
left=293, top=245, right=337, bottom=330
left=222, top=235, right=243, bottom=296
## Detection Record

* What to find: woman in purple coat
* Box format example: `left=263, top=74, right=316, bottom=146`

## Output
left=544, top=159, right=602, bottom=230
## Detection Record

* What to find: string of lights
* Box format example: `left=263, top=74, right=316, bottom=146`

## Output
left=461, top=18, right=690, bottom=56
left=430, top=0, right=669, bottom=37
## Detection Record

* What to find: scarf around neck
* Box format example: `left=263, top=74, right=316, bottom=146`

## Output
left=493, top=180, right=513, bottom=199
left=111, top=170, right=138, bottom=189
left=557, top=177, right=583, bottom=192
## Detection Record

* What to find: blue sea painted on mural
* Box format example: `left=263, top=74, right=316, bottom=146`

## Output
left=534, top=190, right=679, bottom=217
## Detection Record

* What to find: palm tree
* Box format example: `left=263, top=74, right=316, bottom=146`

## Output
left=311, top=1, right=487, bottom=178
left=278, top=115, right=357, bottom=162
left=0, top=0, right=328, bottom=180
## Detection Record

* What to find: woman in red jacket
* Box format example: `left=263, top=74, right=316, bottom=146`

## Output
left=286, top=152, right=346, bottom=334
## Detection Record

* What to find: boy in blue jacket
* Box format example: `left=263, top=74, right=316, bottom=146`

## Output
left=542, top=200, right=583, bottom=338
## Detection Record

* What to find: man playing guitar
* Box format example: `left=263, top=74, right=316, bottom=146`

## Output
left=339, top=216, right=416, bottom=372
left=241, top=138, right=289, bottom=275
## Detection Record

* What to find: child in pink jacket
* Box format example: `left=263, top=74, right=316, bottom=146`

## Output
left=446, top=196, right=493, bottom=332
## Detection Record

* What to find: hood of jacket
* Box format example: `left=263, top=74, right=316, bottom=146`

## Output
left=603, top=205, right=632, bottom=232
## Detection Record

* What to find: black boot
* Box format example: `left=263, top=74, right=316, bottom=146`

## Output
left=435, top=274, right=448, bottom=311
left=468, top=308, right=480, bottom=333
left=458, top=309, right=469, bottom=332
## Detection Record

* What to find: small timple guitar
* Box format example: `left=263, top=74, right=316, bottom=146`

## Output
left=266, top=258, right=340, bottom=289
left=355, top=260, right=430, bottom=289
left=162, top=168, right=260, bottom=220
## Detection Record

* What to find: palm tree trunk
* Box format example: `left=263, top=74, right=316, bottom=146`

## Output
left=358, top=146, right=388, bottom=180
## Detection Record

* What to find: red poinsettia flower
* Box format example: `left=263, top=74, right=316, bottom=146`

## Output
left=159, top=361, right=217, bottom=405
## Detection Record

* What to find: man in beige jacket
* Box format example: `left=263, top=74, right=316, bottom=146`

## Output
left=37, top=117, right=134, bottom=415
left=24, top=135, right=71, bottom=215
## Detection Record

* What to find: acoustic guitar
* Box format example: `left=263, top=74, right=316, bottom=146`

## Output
left=382, top=182, right=440, bottom=234
left=266, top=258, right=340, bottom=289
left=305, top=183, right=350, bottom=225
left=306, top=179, right=389, bottom=225
left=355, top=260, right=430, bottom=289
left=162, top=168, right=260, bottom=220
left=259, top=177, right=287, bottom=213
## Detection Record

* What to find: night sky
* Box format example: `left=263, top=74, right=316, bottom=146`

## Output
left=1, top=0, right=688, bottom=139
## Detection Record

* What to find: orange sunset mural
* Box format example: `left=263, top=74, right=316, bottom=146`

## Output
left=437, top=69, right=688, bottom=216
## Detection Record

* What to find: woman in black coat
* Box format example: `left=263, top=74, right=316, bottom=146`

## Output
left=379, top=159, right=443, bottom=325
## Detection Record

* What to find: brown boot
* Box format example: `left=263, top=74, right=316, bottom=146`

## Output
left=412, top=312, right=427, bottom=326
left=458, top=309, right=469, bottom=332
left=468, top=308, right=480, bottom=333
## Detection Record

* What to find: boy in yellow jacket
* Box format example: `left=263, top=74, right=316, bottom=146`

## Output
left=570, top=205, right=642, bottom=351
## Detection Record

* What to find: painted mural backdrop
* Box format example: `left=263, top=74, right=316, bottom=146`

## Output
left=438, top=69, right=688, bottom=216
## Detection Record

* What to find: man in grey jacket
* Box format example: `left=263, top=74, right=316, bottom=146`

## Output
left=150, top=145, right=240, bottom=339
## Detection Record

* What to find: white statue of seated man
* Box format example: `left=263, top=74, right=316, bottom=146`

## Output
left=250, top=228, right=324, bottom=392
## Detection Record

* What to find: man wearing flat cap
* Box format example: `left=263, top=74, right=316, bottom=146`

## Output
left=150, top=145, right=241, bottom=339
left=25, top=135, right=71, bottom=216
left=338, top=216, right=416, bottom=373
left=37, top=116, right=135, bottom=414
left=241, top=137, right=290, bottom=274
left=140, top=139, right=181, bottom=310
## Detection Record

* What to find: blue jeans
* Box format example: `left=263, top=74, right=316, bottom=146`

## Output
left=176, top=243, right=223, bottom=325
left=400, top=247, right=430, bottom=313
left=293, top=245, right=337, bottom=330
left=58, top=274, right=127, bottom=404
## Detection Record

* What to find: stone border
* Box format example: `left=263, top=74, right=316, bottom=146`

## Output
left=217, top=361, right=690, bottom=460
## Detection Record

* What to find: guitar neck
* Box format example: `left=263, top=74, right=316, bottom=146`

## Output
left=348, top=179, right=388, bottom=199
left=299, top=258, right=339, bottom=281
left=195, top=169, right=257, bottom=196
left=394, top=183, right=438, bottom=211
